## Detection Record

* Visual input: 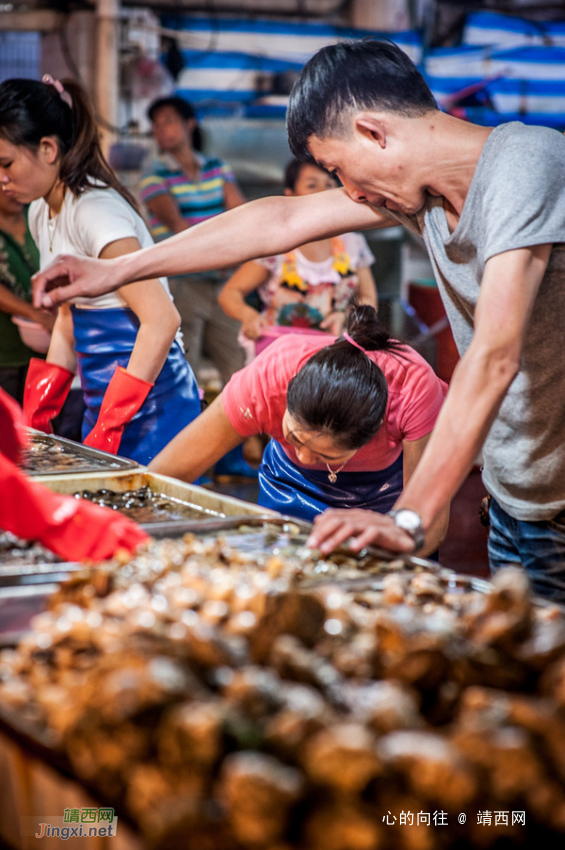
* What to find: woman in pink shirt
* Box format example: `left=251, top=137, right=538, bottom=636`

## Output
left=150, top=305, right=449, bottom=556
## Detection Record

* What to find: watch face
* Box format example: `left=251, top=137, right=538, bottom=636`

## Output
left=394, top=510, right=422, bottom=532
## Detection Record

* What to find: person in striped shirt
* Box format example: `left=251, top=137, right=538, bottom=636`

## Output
left=140, top=96, right=246, bottom=387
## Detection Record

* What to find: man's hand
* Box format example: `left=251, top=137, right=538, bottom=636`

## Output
left=307, top=508, right=417, bottom=555
left=32, top=254, right=121, bottom=309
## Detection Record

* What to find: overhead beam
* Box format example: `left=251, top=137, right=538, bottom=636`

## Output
left=0, top=9, right=63, bottom=31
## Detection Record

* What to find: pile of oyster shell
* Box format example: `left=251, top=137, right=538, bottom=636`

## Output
left=1, top=535, right=565, bottom=849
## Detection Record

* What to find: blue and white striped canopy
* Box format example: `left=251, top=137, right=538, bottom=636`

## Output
left=162, top=14, right=421, bottom=117
left=160, top=11, right=565, bottom=128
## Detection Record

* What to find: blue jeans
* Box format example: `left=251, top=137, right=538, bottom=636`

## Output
left=489, top=497, right=565, bottom=602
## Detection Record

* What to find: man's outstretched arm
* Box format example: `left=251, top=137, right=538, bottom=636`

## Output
left=33, top=188, right=389, bottom=308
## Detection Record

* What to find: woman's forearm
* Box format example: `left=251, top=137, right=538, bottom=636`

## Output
left=126, top=319, right=178, bottom=384
left=357, top=267, right=378, bottom=311
left=149, top=395, right=244, bottom=481
left=146, top=194, right=189, bottom=235
left=46, top=308, right=77, bottom=373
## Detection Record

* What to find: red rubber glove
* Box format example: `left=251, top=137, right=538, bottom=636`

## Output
left=23, top=358, right=74, bottom=434
left=0, top=451, right=150, bottom=561
left=83, top=366, right=153, bottom=455
left=0, top=388, right=29, bottom=464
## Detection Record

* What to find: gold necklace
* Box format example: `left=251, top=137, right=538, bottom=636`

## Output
left=326, top=461, right=347, bottom=483
left=46, top=205, right=61, bottom=253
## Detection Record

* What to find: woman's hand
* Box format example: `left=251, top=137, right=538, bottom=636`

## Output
left=241, top=309, right=269, bottom=341
left=320, top=310, right=347, bottom=336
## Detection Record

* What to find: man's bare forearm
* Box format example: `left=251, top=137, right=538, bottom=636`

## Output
left=32, top=190, right=388, bottom=309
left=397, top=245, right=550, bottom=531
left=395, top=345, right=518, bottom=530
left=117, top=190, right=385, bottom=285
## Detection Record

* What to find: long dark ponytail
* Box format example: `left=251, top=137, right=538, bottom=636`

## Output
left=0, top=77, right=140, bottom=212
left=286, top=305, right=406, bottom=450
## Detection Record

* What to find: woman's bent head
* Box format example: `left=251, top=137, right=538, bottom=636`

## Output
left=286, top=305, right=405, bottom=458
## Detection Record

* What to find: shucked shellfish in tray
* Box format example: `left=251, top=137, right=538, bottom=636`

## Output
left=21, top=431, right=140, bottom=476
left=0, top=509, right=448, bottom=586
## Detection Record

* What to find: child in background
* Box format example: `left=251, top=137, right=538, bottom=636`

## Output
left=219, top=158, right=378, bottom=362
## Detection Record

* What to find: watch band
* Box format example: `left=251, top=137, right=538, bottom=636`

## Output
left=388, top=508, right=426, bottom=551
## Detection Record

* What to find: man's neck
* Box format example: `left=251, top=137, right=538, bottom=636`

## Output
left=423, top=113, right=493, bottom=217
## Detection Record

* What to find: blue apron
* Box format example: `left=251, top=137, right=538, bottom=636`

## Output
left=71, top=306, right=200, bottom=466
left=258, top=438, right=404, bottom=522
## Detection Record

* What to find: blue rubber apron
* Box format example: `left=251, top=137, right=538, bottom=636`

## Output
left=258, top=438, right=404, bottom=522
left=71, top=306, right=200, bottom=465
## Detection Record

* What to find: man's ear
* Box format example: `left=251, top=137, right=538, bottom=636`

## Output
left=354, top=113, right=387, bottom=149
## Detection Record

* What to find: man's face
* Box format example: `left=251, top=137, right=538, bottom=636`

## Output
left=151, top=106, right=193, bottom=153
left=308, top=123, right=427, bottom=216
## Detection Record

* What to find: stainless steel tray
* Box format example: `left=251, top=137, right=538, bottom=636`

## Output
left=25, top=430, right=140, bottom=477
left=0, top=583, right=60, bottom=645
left=0, top=479, right=278, bottom=587
left=37, top=470, right=279, bottom=521
left=0, top=514, right=445, bottom=590
left=0, top=562, right=83, bottom=587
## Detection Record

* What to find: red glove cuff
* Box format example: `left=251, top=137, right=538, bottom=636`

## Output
left=23, top=358, right=75, bottom=434
left=83, top=367, right=153, bottom=455
left=0, top=388, right=29, bottom=464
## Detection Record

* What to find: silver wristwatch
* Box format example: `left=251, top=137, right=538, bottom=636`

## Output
left=388, top=508, right=425, bottom=551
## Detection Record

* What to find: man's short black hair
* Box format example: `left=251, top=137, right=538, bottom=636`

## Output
left=287, top=38, right=438, bottom=161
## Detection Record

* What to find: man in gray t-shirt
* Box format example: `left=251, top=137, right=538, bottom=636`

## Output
left=31, top=40, right=565, bottom=599
left=386, top=122, right=565, bottom=524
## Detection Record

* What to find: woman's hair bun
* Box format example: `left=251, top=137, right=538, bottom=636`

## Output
left=345, top=304, right=393, bottom=352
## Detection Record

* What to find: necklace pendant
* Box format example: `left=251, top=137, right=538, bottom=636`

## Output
left=328, top=471, right=337, bottom=483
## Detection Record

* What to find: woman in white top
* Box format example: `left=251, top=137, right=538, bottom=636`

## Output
left=218, top=159, right=378, bottom=360
left=0, top=76, right=200, bottom=464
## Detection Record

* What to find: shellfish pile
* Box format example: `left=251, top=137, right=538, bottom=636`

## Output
left=1, top=536, right=565, bottom=848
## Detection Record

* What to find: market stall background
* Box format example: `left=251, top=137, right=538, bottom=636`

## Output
left=2, top=2, right=565, bottom=849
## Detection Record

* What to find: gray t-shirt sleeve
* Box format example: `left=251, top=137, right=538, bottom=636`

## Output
left=480, top=126, right=565, bottom=264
